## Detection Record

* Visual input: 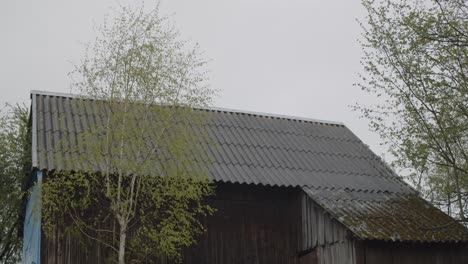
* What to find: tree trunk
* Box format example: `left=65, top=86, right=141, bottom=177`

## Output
left=118, top=223, right=127, bottom=264
left=454, top=169, right=466, bottom=222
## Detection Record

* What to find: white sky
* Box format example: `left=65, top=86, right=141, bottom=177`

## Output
left=0, top=0, right=388, bottom=158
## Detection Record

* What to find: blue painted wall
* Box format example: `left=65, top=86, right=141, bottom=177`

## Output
left=22, top=170, right=42, bottom=264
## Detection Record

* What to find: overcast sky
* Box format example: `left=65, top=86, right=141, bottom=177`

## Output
left=0, top=0, right=388, bottom=158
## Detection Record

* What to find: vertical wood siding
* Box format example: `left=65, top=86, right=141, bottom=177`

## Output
left=41, top=225, right=115, bottom=263
left=40, top=183, right=468, bottom=264
left=300, top=193, right=356, bottom=264
left=182, top=183, right=301, bottom=264
left=41, top=183, right=302, bottom=264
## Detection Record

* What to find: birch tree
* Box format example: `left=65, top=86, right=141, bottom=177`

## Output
left=42, top=5, right=215, bottom=264
left=358, top=0, right=468, bottom=222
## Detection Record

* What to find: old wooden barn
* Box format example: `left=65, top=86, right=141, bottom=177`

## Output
left=23, top=91, right=468, bottom=264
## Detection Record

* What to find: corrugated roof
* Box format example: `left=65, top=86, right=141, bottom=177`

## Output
left=31, top=90, right=468, bottom=242
left=303, top=187, right=468, bottom=242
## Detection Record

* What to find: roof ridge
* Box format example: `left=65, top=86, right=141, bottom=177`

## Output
left=31, top=90, right=345, bottom=126
left=208, top=106, right=344, bottom=126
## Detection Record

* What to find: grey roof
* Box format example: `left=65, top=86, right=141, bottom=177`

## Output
left=304, top=187, right=468, bottom=242
left=31, top=90, right=468, bottom=242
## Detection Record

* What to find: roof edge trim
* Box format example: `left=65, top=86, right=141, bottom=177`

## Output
left=31, top=94, right=38, bottom=168
left=30, top=90, right=344, bottom=126
left=31, top=90, right=84, bottom=99
left=208, top=106, right=344, bottom=126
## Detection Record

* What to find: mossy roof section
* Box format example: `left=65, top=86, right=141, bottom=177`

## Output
left=304, top=187, right=468, bottom=242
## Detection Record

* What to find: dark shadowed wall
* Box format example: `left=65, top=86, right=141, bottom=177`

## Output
left=182, top=183, right=301, bottom=264
left=355, top=241, right=468, bottom=264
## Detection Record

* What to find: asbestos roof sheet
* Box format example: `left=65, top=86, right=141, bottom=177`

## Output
left=303, top=187, right=468, bottom=242
left=31, top=90, right=468, bottom=242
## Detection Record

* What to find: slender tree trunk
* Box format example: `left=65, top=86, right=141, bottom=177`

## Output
left=447, top=192, right=451, bottom=216
left=118, top=222, right=127, bottom=264
left=454, top=169, right=466, bottom=222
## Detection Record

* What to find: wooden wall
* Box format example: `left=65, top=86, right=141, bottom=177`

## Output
left=40, top=182, right=468, bottom=264
left=41, top=182, right=303, bottom=264
left=299, top=193, right=356, bottom=264
left=41, top=226, right=114, bottom=264
left=182, top=183, right=301, bottom=264
left=356, top=241, right=468, bottom=264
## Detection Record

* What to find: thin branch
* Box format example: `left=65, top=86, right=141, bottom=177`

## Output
left=68, top=208, right=119, bottom=254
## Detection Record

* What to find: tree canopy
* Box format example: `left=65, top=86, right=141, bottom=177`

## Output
left=0, top=104, right=30, bottom=263
left=358, top=0, right=468, bottom=221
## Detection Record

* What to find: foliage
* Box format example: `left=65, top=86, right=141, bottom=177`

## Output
left=357, top=0, right=468, bottom=221
left=0, top=104, right=30, bottom=263
left=41, top=4, right=216, bottom=264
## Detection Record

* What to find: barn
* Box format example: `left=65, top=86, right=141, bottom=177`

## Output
left=23, top=90, right=468, bottom=264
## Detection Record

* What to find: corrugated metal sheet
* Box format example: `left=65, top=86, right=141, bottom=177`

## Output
left=31, top=91, right=468, bottom=243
